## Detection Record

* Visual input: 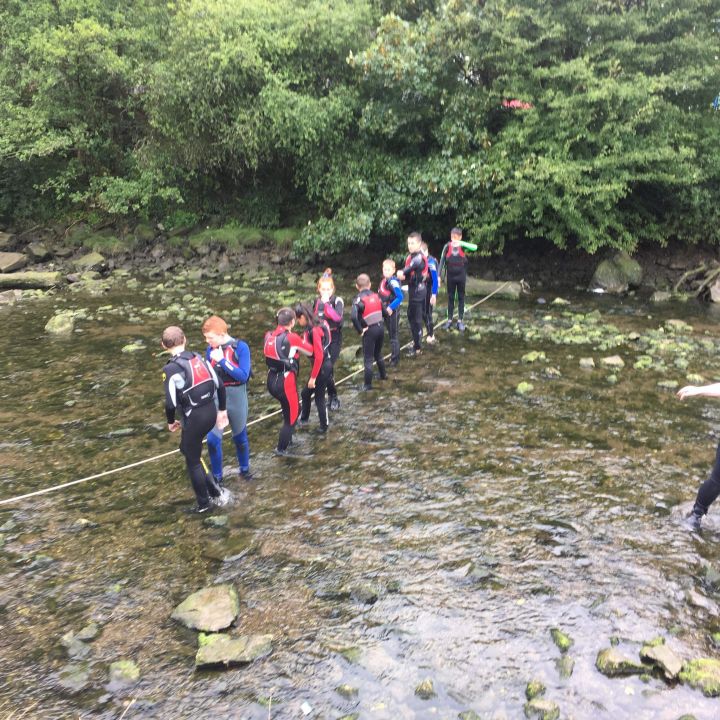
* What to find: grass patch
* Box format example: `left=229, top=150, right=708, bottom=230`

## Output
left=174, top=224, right=302, bottom=252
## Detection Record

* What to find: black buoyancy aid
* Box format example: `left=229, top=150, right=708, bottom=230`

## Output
left=445, top=244, right=467, bottom=273
left=264, top=327, right=298, bottom=373
left=314, top=296, right=343, bottom=331
left=305, top=320, right=332, bottom=359
left=405, top=252, right=429, bottom=287
left=169, top=352, right=216, bottom=408
left=361, top=291, right=384, bottom=326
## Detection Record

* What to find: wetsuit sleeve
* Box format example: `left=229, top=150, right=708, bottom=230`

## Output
left=163, top=366, right=184, bottom=424
left=430, top=260, right=439, bottom=295
left=309, top=327, right=323, bottom=380
left=389, top=279, right=404, bottom=311
left=437, top=244, right=447, bottom=280
left=218, top=342, right=251, bottom=383
left=207, top=363, right=227, bottom=411
left=351, top=298, right=364, bottom=333
left=288, top=332, right=313, bottom=357
left=324, top=299, right=342, bottom=324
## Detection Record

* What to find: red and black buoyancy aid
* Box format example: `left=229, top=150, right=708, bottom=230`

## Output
left=361, top=291, right=384, bottom=326
left=209, top=340, right=241, bottom=386
left=445, top=243, right=467, bottom=274
left=405, top=251, right=429, bottom=288
left=313, top=296, right=343, bottom=332
left=264, top=327, right=298, bottom=373
left=378, top=277, right=394, bottom=304
left=168, top=352, right=216, bottom=408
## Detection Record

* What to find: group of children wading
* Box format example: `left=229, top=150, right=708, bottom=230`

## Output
left=159, top=226, right=720, bottom=530
left=161, top=229, right=470, bottom=512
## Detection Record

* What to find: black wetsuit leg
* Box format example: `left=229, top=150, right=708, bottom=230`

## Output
left=179, top=402, right=218, bottom=507
left=407, top=298, right=424, bottom=350
left=423, top=290, right=434, bottom=336
left=268, top=369, right=299, bottom=452
left=694, top=441, right=720, bottom=515
left=457, top=279, right=466, bottom=320
left=326, top=329, right=342, bottom=401
left=369, top=323, right=387, bottom=380
left=384, top=312, right=400, bottom=364
left=314, top=359, right=332, bottom=430
left=447, top=276, right=458, bottom=320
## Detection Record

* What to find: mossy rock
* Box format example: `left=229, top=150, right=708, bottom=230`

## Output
left=171, top=583, right=240, bottom=632
left=579, top=357, right=595, bottom=369
left=640, top=642, right=682, bottom=680
left=551, top=628, right=573, bottom=653
left=72, top=251, right=106, bottom=271
left=195, top=633, right=272, bottom=669
left=108, top=659, right=140, bottom=687
left=45, top=312, right=75, bottom=336
left=556, top=655, right=574, bottom=679
left=524, top=698, right=560, bottom=720
left=679, top=658, right=720, bottom=697
left=415, top=678, right=436, bottom=700
left=458, top=712, right=482, bottom=720
left=525, top=678, right=546, bottom=700
left=521, top=351, right=546, bottom=364
left=335, top=684, right=359, bottom=699
left=596, top=647, right=646, bottom=677
left=516, top=381, right=534, bottom=396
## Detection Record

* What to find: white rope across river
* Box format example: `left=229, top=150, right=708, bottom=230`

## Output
left=0, top=282, right=511, bottom=506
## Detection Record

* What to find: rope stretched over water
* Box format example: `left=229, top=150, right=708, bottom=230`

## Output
left=0, top=281, right=511, bottom=506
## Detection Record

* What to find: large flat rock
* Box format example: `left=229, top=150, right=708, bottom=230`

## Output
left=171, top=583, right=240, bottom=632
left=195, top=633, right=272, bottom=669
left=0, top=252, right=28, bottom=273
left=0, top=271, right=62, bottom=289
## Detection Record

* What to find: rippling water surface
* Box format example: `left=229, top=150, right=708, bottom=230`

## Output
left=2, top=272, right=720, bottom=719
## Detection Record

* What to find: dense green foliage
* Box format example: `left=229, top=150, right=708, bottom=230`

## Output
left=1, top=0, right=719, bottom=254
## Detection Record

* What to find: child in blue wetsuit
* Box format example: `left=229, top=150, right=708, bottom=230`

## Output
left=202, top=315, right=252, bottom=485
left=421, top=241, right=439, bottom=345
left=377, top=258, right=404, bottom=366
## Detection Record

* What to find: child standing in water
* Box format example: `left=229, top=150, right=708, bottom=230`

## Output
left=202, top=315, right=252, bottom=485
left=421, top=240, right=439, bottom=345
left=161, top=325, right=228, bottom=512
left=313, top=269, right=344, bottom=411
left=677, top=381, right=720, bottom=529
left=377, top=258, right=404, bottom=367
left=263, top=307, right=313, bottom=455
left=295, top=303, right=333, bottom=432
left=396, top=231, right=428, bottom=356
left=439, top=227, right=469, bottom=332
left=351, top=273, right=387, bottom=390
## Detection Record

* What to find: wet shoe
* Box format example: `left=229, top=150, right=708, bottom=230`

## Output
left=213, top=475, right=224, bottom=490
left=361, top=384, right=373, bottom=391
left=316, top=426, right=328, bottom=434
left=685, top=510, right=703, bottom=531
left=457, top=320, right=466, bottom=332
left=188, top=503, right=211, bottom=514
left=297, top=418, right=309, bottom=427
left=441, top=319, right=453, bottom=330
left=329, top=396, right=340, bottom=411
left=390, top=358, right=399, bottom=367
left=426, top=335, right=436, bottom=345
left=240, top=469, right=254, bottom=481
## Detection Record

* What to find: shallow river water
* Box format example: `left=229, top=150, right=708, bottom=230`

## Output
left=2, top=270, right=720, bottom=719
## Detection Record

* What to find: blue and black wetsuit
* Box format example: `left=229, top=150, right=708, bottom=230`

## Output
left=205, top=338, right=252, bottom=483
left=423, top=254, right=439, bottom=338
left=163, top=351, right=226, bottom=509
left=378, top=275, right=404, bottom=365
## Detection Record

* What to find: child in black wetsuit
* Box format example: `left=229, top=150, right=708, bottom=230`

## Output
left=439, top=227, right=469, bottom=332
left=351, top=274, right=387, bottom=390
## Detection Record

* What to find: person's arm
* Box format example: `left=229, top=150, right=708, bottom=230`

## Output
left=163, top=366, right=184, bottom=427
left=438, top=243, right=449, bottom=282
left=217, top=342, right=251, bottom=383
left=430, top=260, right=439, bottom=295
left=351, top=298, right=364, bottom=334
left=309, top=327, right=323, bottom=380
left=677, top=383, right=720, bottom=400
left=288, top=332, right=313, bottom=357
left=389, top=279, right=404, bottom=311
left=324, top=298, right=343, bottom=324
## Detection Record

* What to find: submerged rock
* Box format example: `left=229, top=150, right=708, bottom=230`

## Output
left=600, top=355, right=625, bottom=369
left=525, top=679, right=546, bottom=700
left=550, top=628, right=573, bottom=653
left=414, top=677, right=436, bottom=700
left=579, top=357, right=595, bottom=369
left=516, top=381, right=534, bottom=396
left=596, top=647, right=646, bottom=677
left=555, top=655, right=574, bottom=679
left=335, top=684, right=359, bottom=699
left=171, top=583, right=240, bottom=632
left=521, top=351, right=546, bottom=364
left=194, top=633, right=272, bottom=669
left=121, top=342, right=145, bottom=354
left=348, top=583, right=379, bottom=605
left=679, top=658, right=720, bottom=697
left=45, top=312, right=75, bottom=336
left=524, top=698, right=560, bottom=720
left=458, top=712, right=482, bottom=720
left=640, top=641, right=682, bottom=680
left=57, top=662, right=91, bottom=693
left=108, top=660, right=140, bottom=688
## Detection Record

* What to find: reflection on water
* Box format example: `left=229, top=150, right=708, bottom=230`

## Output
left=1, top=276, right=720, bottom=718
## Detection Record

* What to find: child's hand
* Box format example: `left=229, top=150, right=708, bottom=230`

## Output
left=386, top=307, right=393, bottom=316
left=677, top=385, right=699, bottom=401
left=209, top=347, right=224, bottom=362
left=168, top=421, right=181, bottom=432
left=216, top=410, right=229, bottom=430
left=430, top=295, right=436, bottom=306
left=396, top=271, right=405, bottom=281
left=308, top=377, right=316, bottom=389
